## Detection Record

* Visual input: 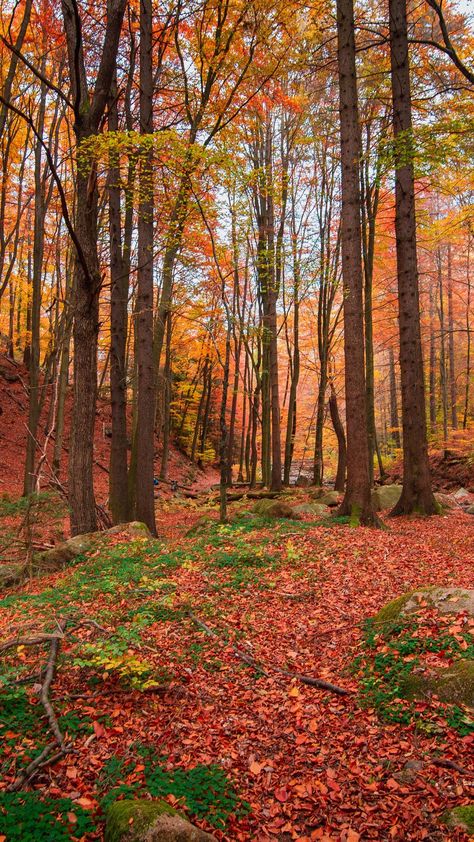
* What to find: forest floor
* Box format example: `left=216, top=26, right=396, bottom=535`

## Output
left=0, top=491, right=473, bottom=842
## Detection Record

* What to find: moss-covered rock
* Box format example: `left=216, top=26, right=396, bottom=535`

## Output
left=371, top=484, right=402, bottom=511
left=0, top=562, right=25, bottom=588
left=104, top=799, right=216, bottom=842
left=374, top=587, right=474, bottom=625
left=252, top=499, right=299, bottom=519
left=400, top=659, right=474, bottom=706
left=317, top=491, right=340, bottom=507
left=127, top=522, right=152, bottom=539
left=441, top=804, right=474, bottom=834
left=291, top=503, right=330, bottom=518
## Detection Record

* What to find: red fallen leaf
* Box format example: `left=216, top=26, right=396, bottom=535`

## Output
left=274, top=787, right=289, bottom=802
left=93, top=720, right=105, bottom=738
left=66, top=766, right=78, bottom=779
left=67, top=813, right=77, bottom=824
left=74, top=797, right=96, bottom=809
left=386, top=778, right=400, bottom=790
left=346, top=830, right=360, bottom=842
left=249, top=761, right=263, bottom=775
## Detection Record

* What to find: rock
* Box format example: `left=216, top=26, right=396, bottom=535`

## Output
left=434, top=492, right=457, bottom=510
left=374, top=586, right=474, bottom=625
left=295, top=475, right=311, bottom=488
left=393, top=759, right=425, bottom=784
left=185, top=516, right=218, bottom=536
left=291, top=503, right=330, bottom=519
left=317, top=491, right=340, bottom=507
left=104, top=799, right=217, bottom=842
left=127, top=521, right=152, bottom=539
left=252, top=499, right=299, bottom=519
left=453, top=487, right=473, bottom=508
left=371, top=484, right=402, bottom=511
left=441, top=804, right=474, bottom=834
left=0, top=563, right=25, bottom=588
left=467, top=505, right=474, bottom=515
left=34, top=532, right=96, bottom=571
left=400, top=659, right=474, bottom=707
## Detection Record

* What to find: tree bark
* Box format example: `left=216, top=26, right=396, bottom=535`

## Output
left=336, top=0, right=378, bottom=525
left=388, top=0, right=437, bottom=515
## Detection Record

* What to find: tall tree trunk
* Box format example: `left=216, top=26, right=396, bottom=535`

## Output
left=336, top=0, right=378, bottom=525
left=388, top=0, right=436, bottom=515
left=429, top=281, right=437, bottom=433
left=463, top=228, right=471, bottom=428
left=108, top=79, right=129, bottom=524
left=329, top=383, right=346, bottom=492
left=388, top=347, right=401, bottom=447
left=134, top=0, right=156, bottom=534
left=23, top=78, right=47, bottom=496
left=62, top=0, right=126, bottom=535
left=447, top=243, right=457, bottom=429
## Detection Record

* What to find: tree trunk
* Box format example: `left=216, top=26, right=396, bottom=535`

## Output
left=388, top=0, right=436, bottom=515
left=335, top=0, right=378, bottom=525
left=134, top=0, right=156, bottom=534
left=108, top=78, right=129, bottom=524
left=389, top=347, right=400, bottom=447
left=329, top=383, right=346, bottom=492
left=447, top=243, right=457, bottom=429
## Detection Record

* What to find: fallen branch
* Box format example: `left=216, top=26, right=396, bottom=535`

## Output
left=0, top=632, right=64, bottom=654
left=187, top=611, right=350, bottom=695
left=40, top=620, right=66, bottom=749
left=431, top=757, right=472, bottom=776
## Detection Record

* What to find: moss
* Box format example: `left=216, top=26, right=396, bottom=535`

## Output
left=252, top=499, right=296, bottom=519
left=441, top=804, right=474, bottom=833
left=374, top=592, right=415, bottom=624
left=400, top=660, right=474, bottom=706
left=104, top=799, right=177, bottom=842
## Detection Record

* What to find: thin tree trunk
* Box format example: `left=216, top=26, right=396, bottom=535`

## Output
left=447, top=243, right=457, bottom=429
left=329, top=383, right=346, bottom=493
left=389, top=347, right=400, bottom=447
left=388, top=0, right=436, bottom=515
left=134, top=0, right=156, bottom=534
left=335, top=0, right=378, bottom=525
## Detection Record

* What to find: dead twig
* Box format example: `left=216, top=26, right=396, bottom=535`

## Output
left=187, top=611, right=351, bottom=695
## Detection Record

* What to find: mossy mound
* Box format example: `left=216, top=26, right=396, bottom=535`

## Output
left=441, top=804, right=474, bottom=834
left=374, top=587, right=474, bottom=625
left=252, top=499, right=298, bottom=519
left=400, top=659, right=474, bottom=707
left=105, top=799, right=216, bottom=842
left=371, top=484, right=402, bottom=511
left=291, top=503, right=330, bottom=518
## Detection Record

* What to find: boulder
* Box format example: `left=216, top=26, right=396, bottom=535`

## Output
left=441, top=804, right=474, bottom=834
left=33, top=533, right=95, bottom=571
left=104, top=799, right=216, bottom=842
left=185, top=516, right=218, bottom=536
left=467, top=505, right=474, bottom=516
left=127, top=521, right=152, bottom=539
left=453, top=487, right=473, bottom=508
left=0, top=563, right=25, bottom=588
left=317, top=491, right=340, bottom=507
left=295, top=475, right=311, bottom=488
left=252, top=499, right=298, bottom=519
left=374, top=586, right=474, bottom=625
left=434, top=492, right=457, bottom=510
left=291, top=503, right=330, bottom=519
left=400, top=659, right=474, bottom=707
left=371, top=484, right=402, bottom=511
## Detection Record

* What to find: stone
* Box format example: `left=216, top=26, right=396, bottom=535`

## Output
left=127, top=521, right=152, bottom=539
left=0, top=563, right=25, bottom=588
left=467, top=505, right=474, bottom=515
left=441, top=804, right=474, bottom=834
left=317, top=491, right=340, bottom=507
left=434, top=492, right=457, bottom=510
left=400, top=659, right=474, bottom=707
left=453, top=487, right=473, bottom=508
left=185, top=516, right=218, bottom=536
left=291, top=503, right=330, bottom=518
left=104, top=800, right=217, bottom=842
left=374, top=587, right=474, bottom=625
left=252, top=499, right=299, bottom=519
left=371, top=484, right=403, bottom=511
left=295, top=475, right=311, bottom=488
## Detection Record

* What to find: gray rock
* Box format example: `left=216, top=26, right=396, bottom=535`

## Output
left=467, top=505, right=474, bottom=515
left=291, top=503, right=330, bottom=518
left=371, top=484, right=402, bottom=511
left=0, top=563, right=25, bottom=588
left=375, top=586, right=474, bottom=624
left=317, top=491, right=340, bottom=507
left=104, top=799, right=216, bottom=842
left=295, top=475, right=311, bottom=488
left=252, top=499, right=298, bottom=519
